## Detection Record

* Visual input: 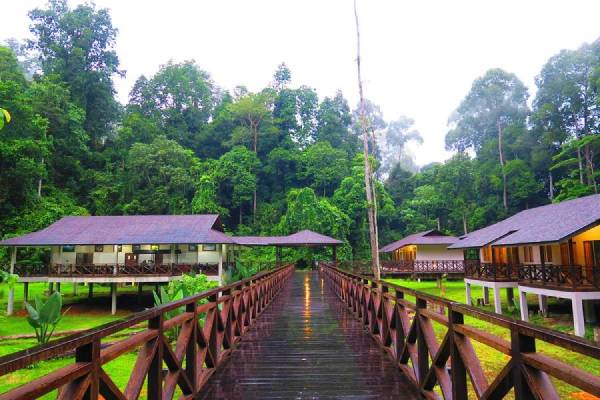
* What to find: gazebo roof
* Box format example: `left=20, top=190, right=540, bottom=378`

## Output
left=234, top=230, right=343, bottom=247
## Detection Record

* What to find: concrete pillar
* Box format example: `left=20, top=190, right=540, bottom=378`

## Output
left=584, top=300, right=597, bottom=324
left=111, top=283, right=117, bottom=315
left=506, top=288, right=515, bottom=307
left=519, top=290, right=529, bottom=322
left=73, top=283, right=78, bottom=296
left=572, top=296, right=585, bottom=337
left=49, top=282, right=54, bottom=294
left=56, top=282, right=61, bottom=293
left=88, top=283, right=93, bottom=299
left=538, top=294, right=548, bottom=317
left=113, top=244, right=119, bottom=275
left=218, top=244, right=224, bottom=285
left=465, top=282, right=472, bottom=306
left=23, top=282, right=29, bottom=303
left=7, top=247, right=16, bottom=315
left=493, top=287, right=502, bottom=314
left=483, top=287, right=490, bottom=305
left=137, top=283, right=143, bottom=306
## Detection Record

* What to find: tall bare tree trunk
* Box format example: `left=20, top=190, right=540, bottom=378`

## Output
left=462, top=212, right=468, bottom=235
left=252, top=125, right=258, bottom=223
left=548, top=170, right=554, bottom=200
left=497, top=122, right=507, bottom=210
left=577, top=147, right=584, bottom=184
left=37, top=157, right=43, bottom=197
left=354, top=0, right=380, bottom=281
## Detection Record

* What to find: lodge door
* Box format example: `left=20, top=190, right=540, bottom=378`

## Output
left=125, top=253, right=138, bottom=267
left=155, top=254, right=163, bottom=265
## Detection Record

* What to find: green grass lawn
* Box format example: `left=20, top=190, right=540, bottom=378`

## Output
left=385, top=277, right=600, bottom=400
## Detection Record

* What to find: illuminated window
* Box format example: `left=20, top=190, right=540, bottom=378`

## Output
left=150, top=244, right=160, bottom=251
left=524, top=246, right=533, bottom=263
left=94, top=245, right=104, bottom=252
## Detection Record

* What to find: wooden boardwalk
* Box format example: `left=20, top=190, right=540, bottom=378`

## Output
left=198, top=270, right=420, bottom=399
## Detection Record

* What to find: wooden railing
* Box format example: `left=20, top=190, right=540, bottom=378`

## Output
left=519, top=264, right=600, bottom=290
left=39, top=263, right=229, bottom=277
left=320, top=263, right=600, bottom=399
left=8, top=264, right=49, bottom=276
left=381, top=260, right=465, bottom=274
left=464, top=261, right=519, bottom=282
left=0, top=264, right=294, bottom=400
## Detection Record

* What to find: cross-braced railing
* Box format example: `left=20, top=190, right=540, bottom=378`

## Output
left=0, top=264, right=294, bottom=400
left=320, top=263, right=600, bottom=399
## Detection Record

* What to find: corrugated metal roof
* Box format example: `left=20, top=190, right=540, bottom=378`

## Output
left=0, top=215, right=235, bottom=246
left=234, top=230, right=343, bottom=246
left=379, top=230, right=459, bottom=253
left=448, top=194, right=600, bottom=249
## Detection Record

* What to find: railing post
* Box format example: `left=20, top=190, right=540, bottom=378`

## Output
left=511, top=325, right=536, bottom=400
left=186, top=301, right=198, bottom=392
left=449, top=304, right=467, bottom=399
left=416, top=297, right=429, bottom=385
left=148, top=314, right=164, bottom=400
left=75, top=339, right=100, bottom=400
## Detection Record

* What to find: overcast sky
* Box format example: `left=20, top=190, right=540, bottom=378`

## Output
left=3, top=1, right=600, bottom=165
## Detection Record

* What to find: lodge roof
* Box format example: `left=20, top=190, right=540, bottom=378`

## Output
left=448, top=193, right=600, bottom=249
left=0, top=216, right=342, bottom=247
left=379, top=230, right=459, bottom=253
left=0, top=215, right=234, bottom=246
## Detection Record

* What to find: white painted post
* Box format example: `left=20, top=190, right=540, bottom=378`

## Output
left=572, top=296, right=585, bottom=337
left=493, top=287, right=502, bottom=314
left=113, top=244, right=118, bottom=275
left=218, top=244, right=224, bottom=286
left=483, top=286, right=490, bottom=305
left=538, top=294, right=548, bottom=317
left=519, top=290, right=529, bottom=322
left=465, top=282, right=472, bottom=306
left=111, top=283, right=117, bottom=315
left=7, top=247, right=16, bottom=315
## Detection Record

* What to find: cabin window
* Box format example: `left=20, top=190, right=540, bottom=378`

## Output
left=117, top=245, right=122, bottom=252
left=584, top=241, right=600, bottom=267
left=482, top=246, right=492, bottom=262
left=523, top=246, right=534, bottom=263
left=150, top=244, right=160, bottom=251
left=189, top=244, right=198, bottom=252
left=133, top=244, right=141, bottom=251
left=62, top=245, right=75, bottom=252
left=464, top=249, right=479, bottom=261
left=541, top=245, right=553, bottom=263
left=202, top=244, right=217, bottom=251
left=94, top=245, right=104, bottom=252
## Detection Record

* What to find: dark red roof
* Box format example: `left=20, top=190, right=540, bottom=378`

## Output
left=379, top=230, right=459, bottom=253
left=0, top=215, right=234, bottom=246
left=449, top=194, right=600, bottom=249
left=234, top=230, right=343, bottom=246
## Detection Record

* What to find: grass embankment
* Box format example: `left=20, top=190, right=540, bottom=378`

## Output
left=0, top=281, right=158, bottom=398
left=385, top=278, right=600, bottom=400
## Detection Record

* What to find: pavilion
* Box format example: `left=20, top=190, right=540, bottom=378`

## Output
left=0, top=215, right=342, bottom=315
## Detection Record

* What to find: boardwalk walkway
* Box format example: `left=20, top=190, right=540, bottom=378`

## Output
left=198, top=270, right=420, bottom=399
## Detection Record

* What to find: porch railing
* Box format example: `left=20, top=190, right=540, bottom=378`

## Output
left=381, top=260, right=465, bottom=274
left=519, top=264, right=600, bottom=290
left=0, top=264, right=294, bottom=400
left=464, top=261, right=519, bottom=282
left=320, top=263, right=600, bottom=399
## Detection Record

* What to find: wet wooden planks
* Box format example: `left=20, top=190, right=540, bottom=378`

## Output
left=198, top=270, right=421, bottom=399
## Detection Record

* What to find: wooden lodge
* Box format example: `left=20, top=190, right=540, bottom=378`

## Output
left=450, top=193, right=600, bottom=336
left=0, top=215, right=341, bottom=315
left=379, top=230, right=465, bottom=275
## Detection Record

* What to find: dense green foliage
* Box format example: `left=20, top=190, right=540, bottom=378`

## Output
left=2, top=0, right=600, bottom=263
